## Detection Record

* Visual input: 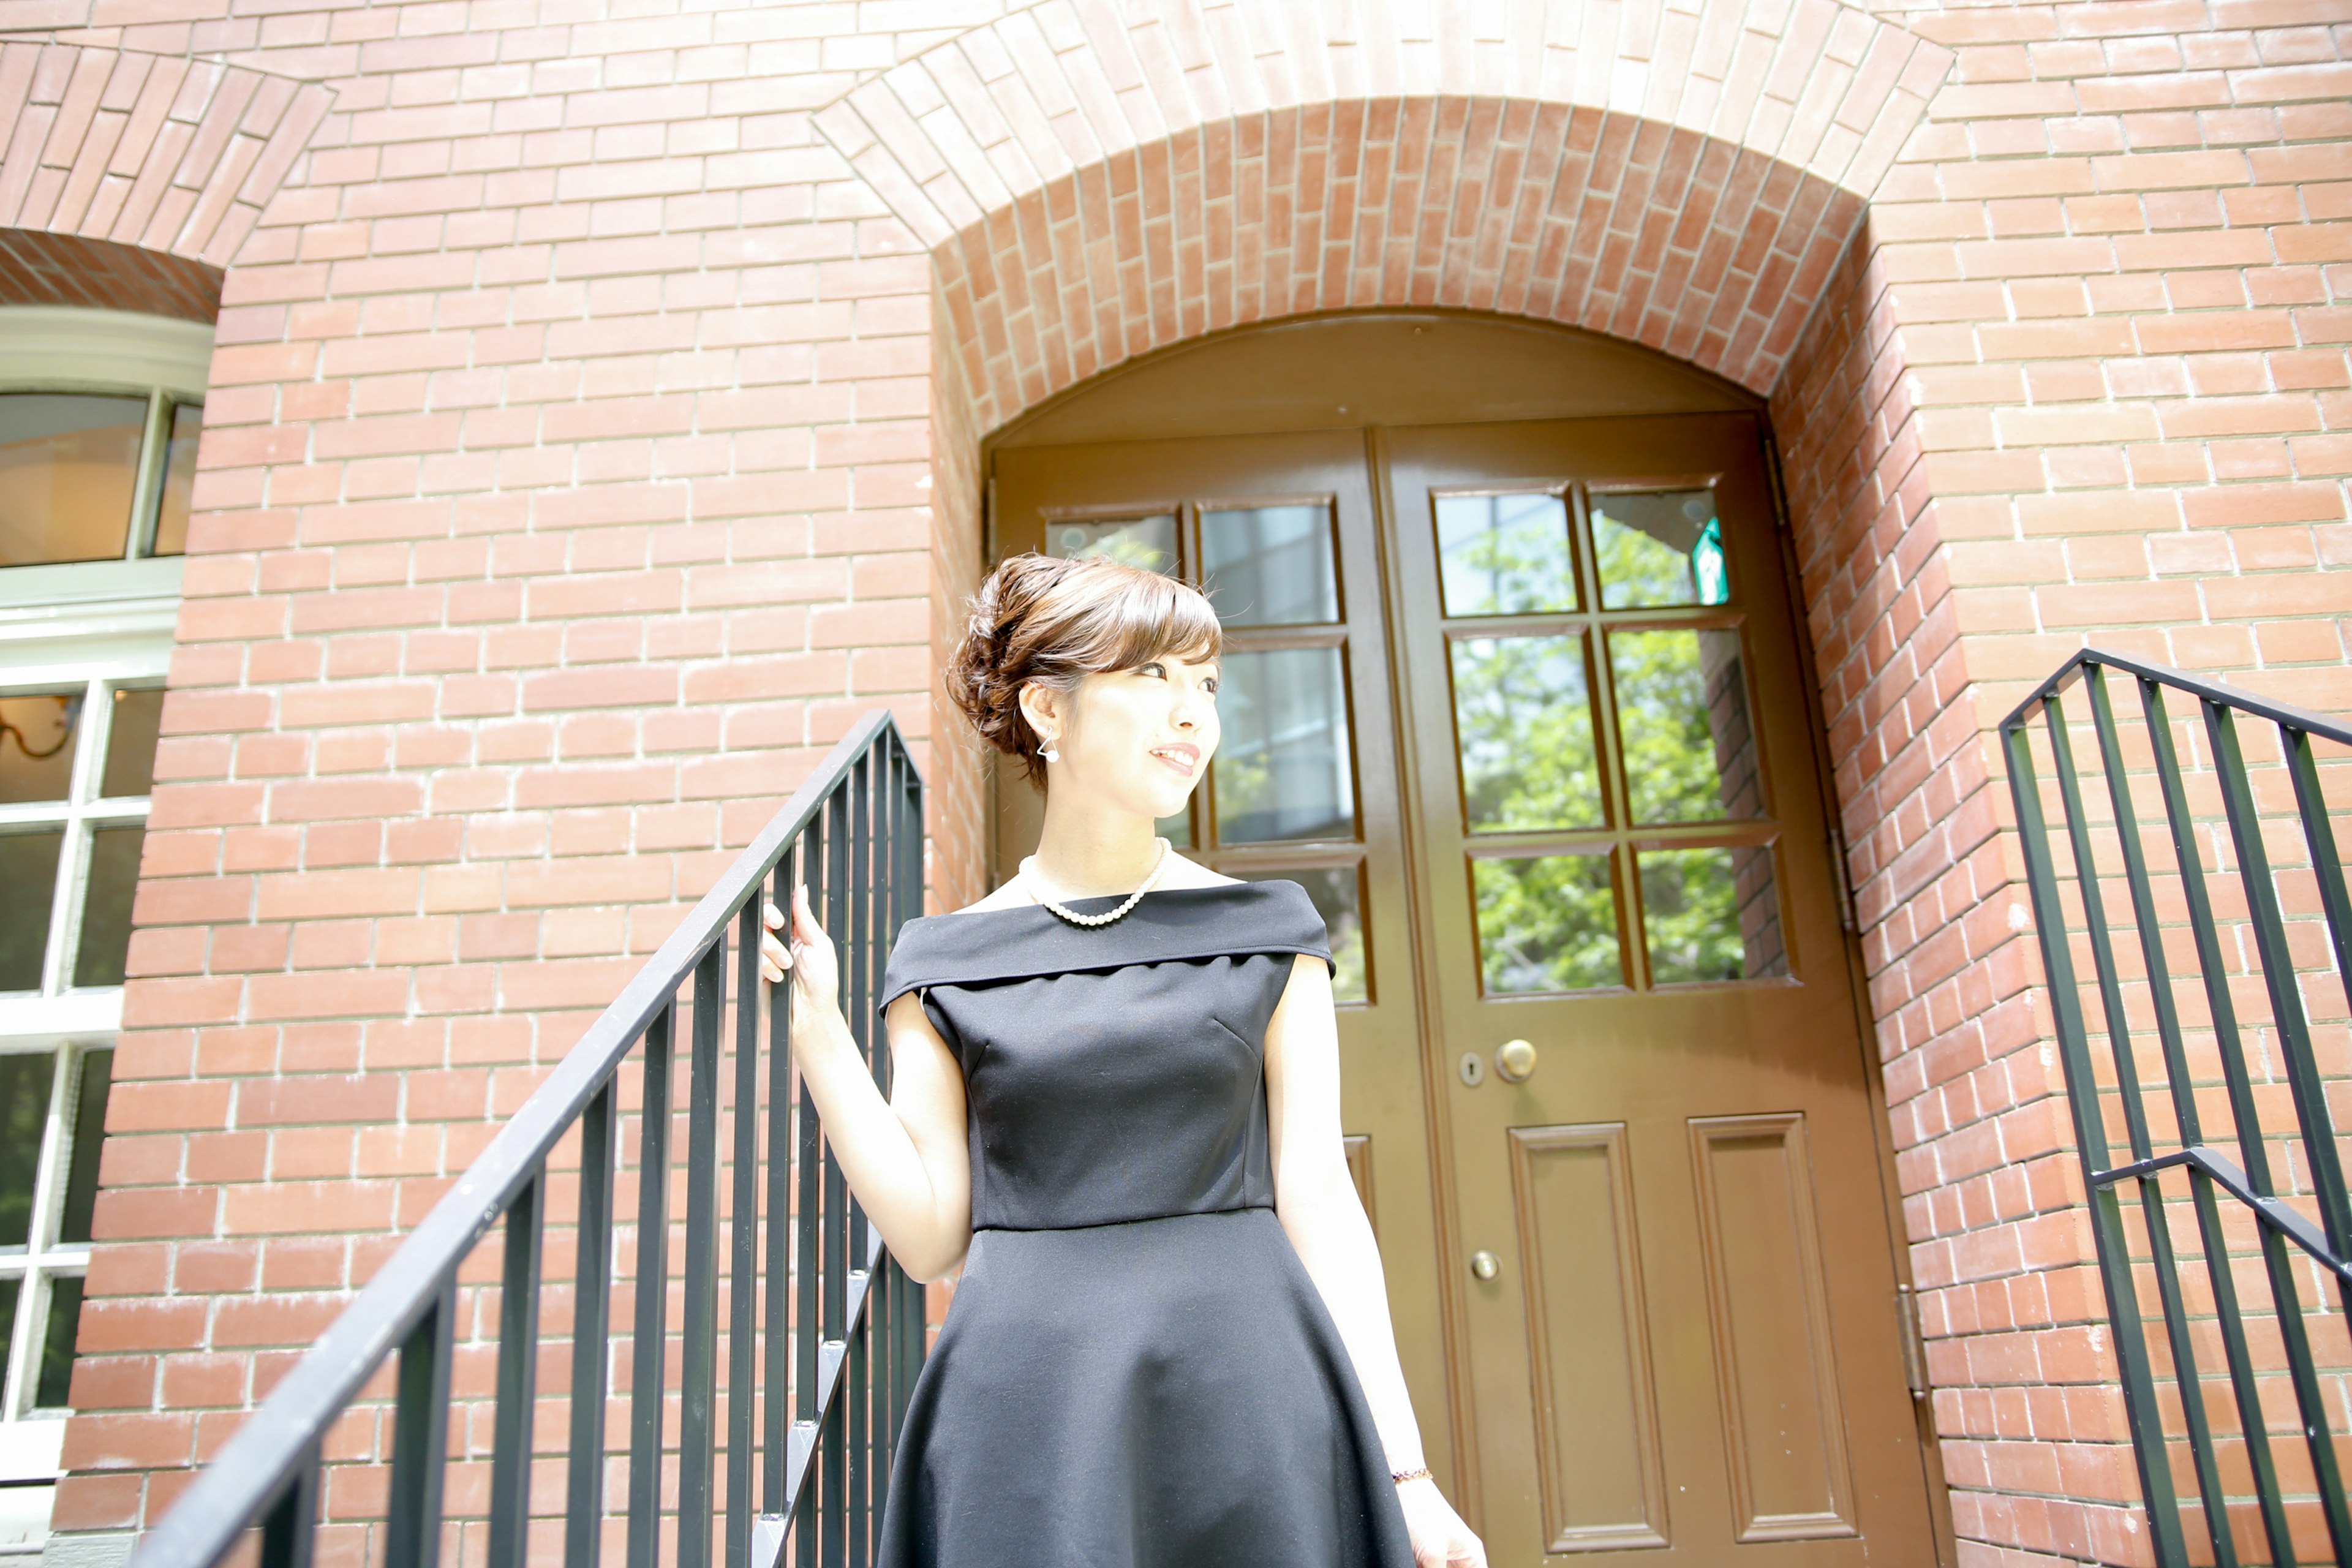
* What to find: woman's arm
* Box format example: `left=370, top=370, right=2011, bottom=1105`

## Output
left=1265, top=954, right=1486, bottom=1568
left=763, top=886, right=973, bottom=1281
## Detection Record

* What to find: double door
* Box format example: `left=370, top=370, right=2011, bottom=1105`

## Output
left=990, top=415, right=1937, bottom=1564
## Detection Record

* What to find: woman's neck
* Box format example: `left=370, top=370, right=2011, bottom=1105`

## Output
left=1028, top=792, right=1164, bottom=899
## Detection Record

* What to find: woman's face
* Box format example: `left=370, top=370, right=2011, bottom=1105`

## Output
left=1035, top=651, right=1221, bottom=823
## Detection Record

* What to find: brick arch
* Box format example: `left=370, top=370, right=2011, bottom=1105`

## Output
left=813, top=0, right=1951, bottom=428
left=0, top=40, right=333, bottom=279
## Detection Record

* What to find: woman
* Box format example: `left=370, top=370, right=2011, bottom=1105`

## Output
left=760, top=552, right=1487, bottom=1568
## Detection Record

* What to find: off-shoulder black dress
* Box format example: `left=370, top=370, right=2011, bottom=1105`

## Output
left=870, top=880, right=1415, bottom=1568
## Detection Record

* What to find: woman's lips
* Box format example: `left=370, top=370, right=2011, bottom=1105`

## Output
left=1149, top=743, right=1199, bottom=777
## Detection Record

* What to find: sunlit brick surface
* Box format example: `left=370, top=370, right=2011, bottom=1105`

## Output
left=0, top=0, right=2342, bottom=1562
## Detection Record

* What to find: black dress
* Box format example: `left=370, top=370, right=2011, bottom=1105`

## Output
left=870, top=880, right=1417, bottom=1568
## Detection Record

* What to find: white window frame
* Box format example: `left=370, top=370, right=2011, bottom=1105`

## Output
left=0, top=307, right=206, bottom=1541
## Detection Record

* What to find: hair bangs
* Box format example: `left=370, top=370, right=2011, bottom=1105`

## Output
left=1069, top=564, right=1222, bottom=676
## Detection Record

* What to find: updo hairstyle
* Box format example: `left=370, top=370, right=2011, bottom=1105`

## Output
left=948, top=552, right=1221, bottom=791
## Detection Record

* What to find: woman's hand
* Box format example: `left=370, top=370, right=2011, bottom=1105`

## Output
left=759, top=883, right=840, bottom=1023
left=1400, top=1477, right=1485, bottom=1567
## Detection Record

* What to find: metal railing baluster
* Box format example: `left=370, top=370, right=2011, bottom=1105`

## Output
left=728, top=897, right=763, bottom=1568
left=488, top=1169, right=545, bottom=1568
left=2082, top=672, right=2244, bottom=1568
left=256, top=1446, right=318, bottom=1568
left=680, top=941, right=728, bottom=1568
left=137, top=713, right=924, bottom=1568
left=2138, top=679, right=2297, bottom=1566
left=567, top=1082, right=617, bottom=1568
left=626, top=1008, right=674, bottom=1568
left=795, top=816, right=824, bottom=1568
left=823, top=782, right=850, bottom=1568
left=385, top=1286, right=455, bottom=1568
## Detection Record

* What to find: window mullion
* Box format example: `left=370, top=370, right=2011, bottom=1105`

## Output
left=125, top=389, right=170, bottom=562
left=0, top=1251, right=29, bottom=1422
left=58, top=680, right=122, bottom=995
left=3, top=1045, right=74, bottom=1420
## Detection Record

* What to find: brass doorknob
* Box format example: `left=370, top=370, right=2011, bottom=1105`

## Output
left=1494, top=1038, right=1538, bottom=1084
left=1469, top=1250, right=1501, bottom=1281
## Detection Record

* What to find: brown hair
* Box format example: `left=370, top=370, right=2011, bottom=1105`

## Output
left=947, top=552, right=1222, bottom=790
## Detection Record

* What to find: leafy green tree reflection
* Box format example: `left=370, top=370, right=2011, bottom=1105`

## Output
left=1454, top=508, right=1765, bottom=993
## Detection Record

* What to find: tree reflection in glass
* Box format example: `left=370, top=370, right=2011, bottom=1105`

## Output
left=1474, top=853, right=1623, bottom=994
left=1638, top=847, right=1787, bottom=983
left=1213, top=648, right=1354, bottom=843
left=1043, top=514, right=1178, bottom=574
left=1609, top=628, right=1760, bottom=824
left=1450, top=634, right=1601, bottom=831
left=1200, top=505, right=1337, bottom=626
left=1434, top=492, right=1577, bottom=616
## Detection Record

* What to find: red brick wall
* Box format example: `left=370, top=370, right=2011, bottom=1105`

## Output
left=1771, top=4, right=2352, bottom=1561
left=0, top=2, right=2341, bottom=1564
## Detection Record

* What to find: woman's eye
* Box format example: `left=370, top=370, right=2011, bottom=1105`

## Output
left=1138, top=662, right=1166, bottom=678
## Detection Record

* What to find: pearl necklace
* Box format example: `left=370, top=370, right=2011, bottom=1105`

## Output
left=1020, top=838, right=1172, bottom=927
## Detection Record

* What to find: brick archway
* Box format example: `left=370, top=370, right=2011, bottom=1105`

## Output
left=814, top=0, right=1951, bottom=431
left=0, top=41, right=333, bottom=281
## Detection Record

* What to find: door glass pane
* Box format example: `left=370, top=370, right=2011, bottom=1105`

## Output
left=0, top=829, right=64, bottom=991
left=1610, top=629, right=1761, bottom=824
left=59, top=1049, right=113, bottom=1246
left=1640, top=847, right=1789, bottom=984
left=1473, top=853, right=1624, bottom=995
left=0, top=1279, right=16, bottom=1368
left=1434, top=492, right=1577, bottom=616
left=0, top=1052, right=57, bottom=1248
left=1452, top=634, right=1602, bottom=831
left=0, top=393, right=147, bottom=567
left=1593, top=488, right=1730, bottom=608
left=75, top=824, right=145, bottom=989
left=1044, top=514, right=1177, bottom=574
left=1200, top=505, right=1337, bottom=625
left=1240, top=866, right=1368, bottom=1003
left=37, top=1274, right=85, bottom=1408
left=101, top=686, right=165, bottom=798
left=1213, top=648, right=1354, bottom=843
left=1, top=690, right=83, bottom=804
left=151, top=402, right=202, bottom=557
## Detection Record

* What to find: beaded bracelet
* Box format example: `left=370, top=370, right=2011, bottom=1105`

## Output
left=1390, top=1466, right=1432, bottom=1485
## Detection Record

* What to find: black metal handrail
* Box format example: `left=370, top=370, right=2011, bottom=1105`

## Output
left=2002, top=649, right=2352, bottom=1568
left=135, top=710, right=926, bottom=1568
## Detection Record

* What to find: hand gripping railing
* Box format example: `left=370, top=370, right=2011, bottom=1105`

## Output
left=2002, top=650, right=2352, bottom=1568
left=135, top=709, right=926, bottom=1568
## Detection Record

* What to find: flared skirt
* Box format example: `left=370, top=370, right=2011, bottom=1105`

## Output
left=872, top=1206, right=1415, bottom=1568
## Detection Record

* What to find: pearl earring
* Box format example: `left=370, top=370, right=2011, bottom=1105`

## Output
left=1041, top=740, right=1061, bottom=763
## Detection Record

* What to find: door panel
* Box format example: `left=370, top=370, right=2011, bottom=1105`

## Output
left=1382, top=414, right=1932, bottom=1565
left=1507, top=1122, right=1668, bottom=1553
left=1689, top=1113, right=1855, bottom=1543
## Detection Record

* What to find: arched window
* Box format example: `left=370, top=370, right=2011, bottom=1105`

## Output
left=0, top=305, right=206, bottom=1523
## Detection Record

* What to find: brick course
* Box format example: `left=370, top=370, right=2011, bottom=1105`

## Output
left=0, top=2, right=2342, bottom=1565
